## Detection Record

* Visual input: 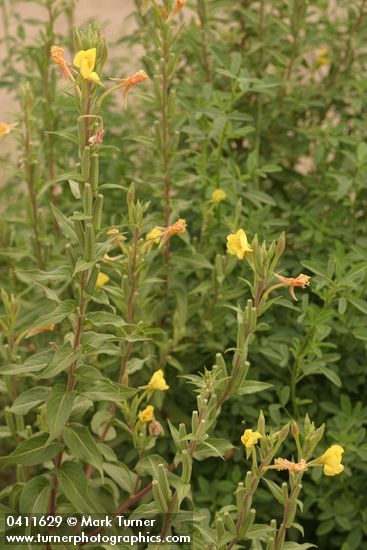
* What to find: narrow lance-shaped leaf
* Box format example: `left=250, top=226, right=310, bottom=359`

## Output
left=63, top=425, right=104, bottom=478
left=28, top=300, right=77, bottom=333
left=46, top=385, right=75, bottom=441
left=7, top=386, right=51, bottom=415
left=0, top=433, right=62, bottom=466
left=57, top=462, right=102, bottom=513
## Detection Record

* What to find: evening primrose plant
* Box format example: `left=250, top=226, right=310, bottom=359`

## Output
left=0, top=4, right=360, bottom=549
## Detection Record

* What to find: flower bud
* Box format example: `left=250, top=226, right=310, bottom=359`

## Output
left=81, top=146, right=91, bottom=181
left=90, top=154, right=99, bottom=195
left=83, top=183, right=93, bottom=217
left=181, top=450, right=192, bottom=484
left=152, top=480, right=168, bottom=513
left=65, top=243, right=76, bottom=271
left=157, top=463, right=171, bottom=503
left=84, top=223, right=95, bottom=261
left=223, top=511, right=236, bottom=534
left=86, top=263, right=100, bottom=295
left=73, top=215, right=85, bottom=248
left=92, top=194, right=104, bottom=231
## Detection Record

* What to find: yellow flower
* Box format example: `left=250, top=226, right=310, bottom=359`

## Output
left=226, top=229, right=253, bottom=260
left=0, top=122, right=17, bottom=138
left=73, top=48, right=100, bottom=83
left=241, top=429, right=262, bottom=449
left=106, top=228, right=119, bottom=236
left=321, top=445, right=344, bottom=476
left=316, top=49, right=331, bottom=68
left=147, top=369, right=169, bottom=391
left=146, top=227, right=163, bottom=245
left=211, top=189, right=227, bottom=203
left=97, top=272, right=110, bottom=287
left=138, top=405, right=154, bottom=424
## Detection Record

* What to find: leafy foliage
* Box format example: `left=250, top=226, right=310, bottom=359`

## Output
left=1, top=1, right=366, bottom=549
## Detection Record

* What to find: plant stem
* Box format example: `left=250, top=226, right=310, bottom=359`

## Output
left=226, top=465, right=265, bottom=550
left=274, top=475, right=303, bottom=549
left=86, top=226, right=140, bottom=478
left=24, top=97, right=44, bottom=269
left=196, top=0, right=211, bottom=80
left=161, top=30, right=171, bottom=290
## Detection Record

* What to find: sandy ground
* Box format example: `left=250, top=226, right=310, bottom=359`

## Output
left=0, top=0, right=136, bottom=119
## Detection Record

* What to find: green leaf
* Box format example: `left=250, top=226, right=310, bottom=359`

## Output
left=0, top=350, right=53, bottom=376
left=0, top=433, right=62, bottom=466
left=73, top=257, right=95, bottom=276
left=29, top=300, right=77, bottom=332
left=63, top=425, right=104, bottom=478
left=80, top=379, right=138, bottom=402
left=7, top=386, right=51, bottom=415
left=347, top=296, right=367, bottom=315
left=103, top=462, right=138, bottom=493
left=283, top=544, right=316, bottom=550
left=46, top=130, right=79, bottom=145
left=86, top=311, right=126, bottom=328
left=263, top=478, right=285, bottom=504
left=245, top=190, right=276, bottom=206
left=37, top=343, right=81, bottom=379
left=57, top=462, right=101, bottom=513
left=19, top=476, right=50, bottom=514
left=302, top=363, right=341, bottom=387
left=193, top=438, right=233, bottom=461
left=51, top=204, right=77, bottom=241
left=16, top=265, right=70, bottom=283
left=301, top=260, right=327, bottom=278
left=40, top=171, right=84, bottom=197
left=172, top=253, right=213, bottom=270
left=176, top=482, right=191, bottom=506
left=46, top=385, right=75, bottom=441
left=237, top=380, right=273, bottom=395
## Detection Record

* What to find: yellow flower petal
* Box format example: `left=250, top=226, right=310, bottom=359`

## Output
left=227, top=229, right=252, bottom=260
left=97, top=272, right=110, bottom=287
left=146, top=227, right=163, bottom=245
left=74, top=48, right=98, bottom=81
left=87, top=71, right=100, bottom=84
left=138, top=405, right=154, bottom=424
left=241, top=429, right=262, bottom=449
left=321, top=444, right=345, bottom=476
left=73, top=50, right=86, bottom=68
left=147, top=369, right=169, bottom=391
left=211, top=189, right=227, bottom=203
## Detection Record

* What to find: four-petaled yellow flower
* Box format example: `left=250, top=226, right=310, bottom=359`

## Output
left=97, top=272, right=110, bottom=287
left=0, top=122, right=17, bottom=138
left=146, top=227, right=163, bottom=245
left=148, top=369, right=169, bottom=391
left=73, top=48, right=100, bottom=84
left=275, top=273, right=311, bottom=301
left=241, top=429, right=262, bottom=449
left=138, top=405, right=154, bottom=424
left=321, top=445, right=344, bottom=476
left=212, top=189, right=227, bottom=203
left=227, top=229, right=253, bottom=260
